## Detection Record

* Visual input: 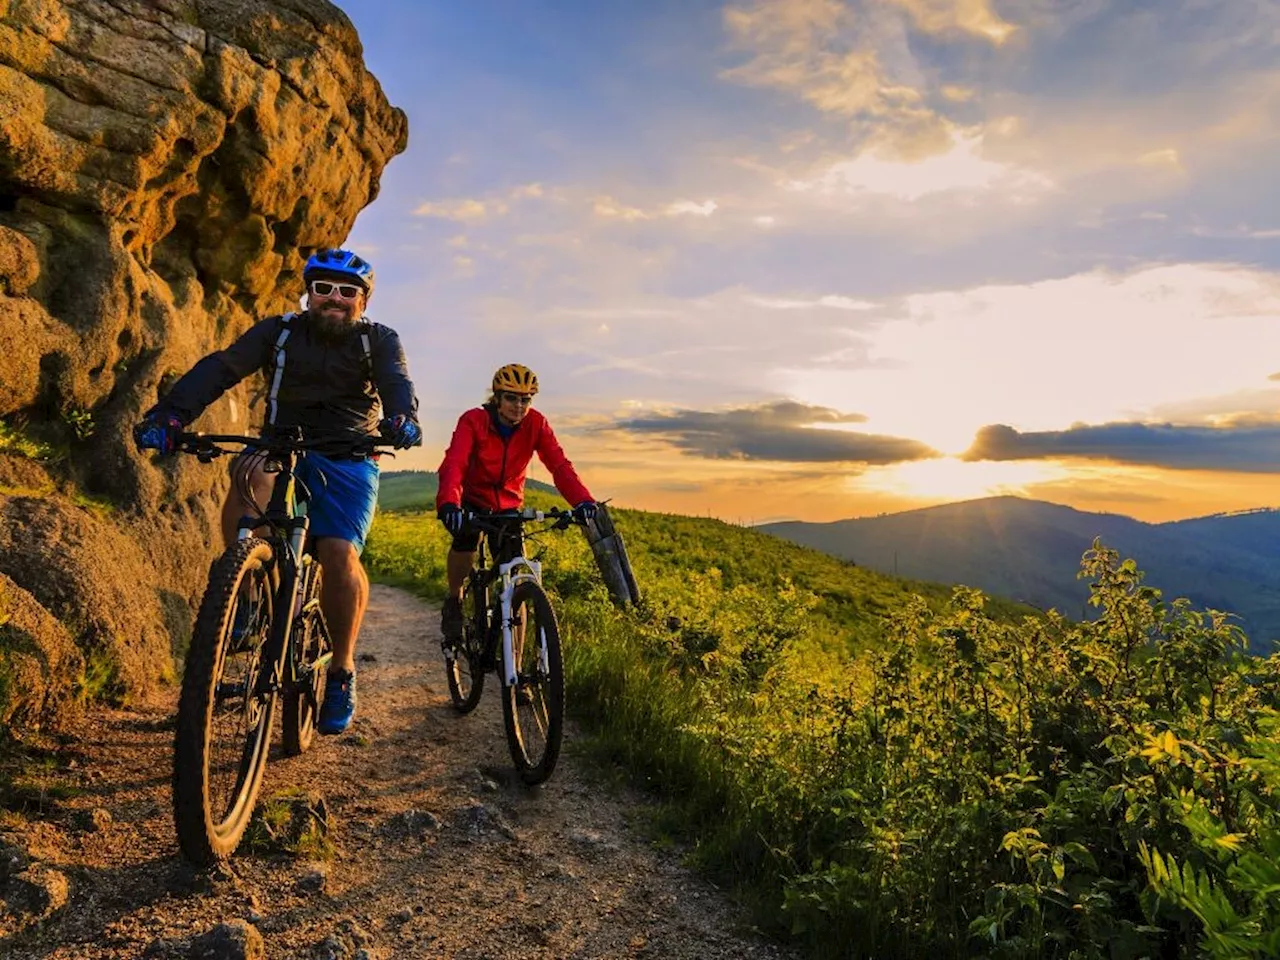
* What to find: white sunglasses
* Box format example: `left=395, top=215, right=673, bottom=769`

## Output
left=309, top=279, right=363, bottom=300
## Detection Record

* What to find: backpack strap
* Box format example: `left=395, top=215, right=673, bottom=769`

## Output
left=266, top=312, right=296, bottom=426
left=359, top=321, right=374, bottom=384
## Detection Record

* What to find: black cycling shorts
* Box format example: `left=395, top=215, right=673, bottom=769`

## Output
left=451, top=504, right=523, bottom=562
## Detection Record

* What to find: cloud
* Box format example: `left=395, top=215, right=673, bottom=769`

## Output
left=414, top=198, right=500, bottom=221
left=747, top=294, right=876, bottom=310
left=963, top=421, right=1280, bottom=473
left=1191, top=224, right=1280, bottom=240
left=889, top=0, right=1015, bottom=43
left=720, top=0, right=1012, bottom=159
left=784, top=131, right=1054, bottom=201
left=593, top=195, right=720, bottom=221
left=666, top=199, right=719, bottom=216
left=609, top=400, right=939, bottom=464
left=413, top=183, right=550, bottom=222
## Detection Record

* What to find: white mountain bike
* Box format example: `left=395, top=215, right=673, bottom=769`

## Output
left=441, top=507, right=582, bottom=784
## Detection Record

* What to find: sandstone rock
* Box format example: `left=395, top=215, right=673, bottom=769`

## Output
left=0, top=570, right=83, bottom=727
left=0, top=0, right=406, bottom=725
left=0, top=496, right=172, bottom=700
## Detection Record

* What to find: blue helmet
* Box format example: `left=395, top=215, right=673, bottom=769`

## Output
left=303, top=248, right=375, bottom=297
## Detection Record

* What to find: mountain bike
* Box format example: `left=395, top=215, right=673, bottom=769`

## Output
left=170, top=428, right=390, bottom=865
left=443, top=507, right=582, bottom=785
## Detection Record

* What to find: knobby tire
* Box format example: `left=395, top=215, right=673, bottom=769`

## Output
left=445, top=573, right=486, bottom=713
left=173, top=537, right=277, bottom=865
left=501, top=581, right=564, bottom=784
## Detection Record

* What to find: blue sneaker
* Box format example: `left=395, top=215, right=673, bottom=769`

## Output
left=317, top=669, right=356, bottom=735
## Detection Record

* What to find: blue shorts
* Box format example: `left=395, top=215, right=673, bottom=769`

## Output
left=295, top=453, right=380, bottom=554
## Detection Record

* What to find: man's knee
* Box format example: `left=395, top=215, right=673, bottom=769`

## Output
left=315, top=538, right=364, bottom=577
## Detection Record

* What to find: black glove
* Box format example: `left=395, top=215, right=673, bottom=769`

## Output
left=438, top=503, right=464, bottom=536
left=133, top=410, right=184, bottom=455
left=572, top=500, right=599, bottom=524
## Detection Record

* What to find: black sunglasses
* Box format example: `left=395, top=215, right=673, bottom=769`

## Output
left=499, top=392, right=533, bottom=405
left=309, top=279, right=363, bottom=300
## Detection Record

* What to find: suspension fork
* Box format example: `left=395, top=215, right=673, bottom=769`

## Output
left=498, top=559, right=543, bottom=688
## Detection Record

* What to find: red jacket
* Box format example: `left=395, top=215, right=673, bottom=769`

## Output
left=436, top=405, right=593, bottom=512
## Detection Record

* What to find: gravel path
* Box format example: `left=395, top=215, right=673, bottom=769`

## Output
left=0, top=584, right=795, bottom=959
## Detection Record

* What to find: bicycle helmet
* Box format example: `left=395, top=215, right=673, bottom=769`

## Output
left=492, top=363, right=539, bottom=395
left=303, top=248, right=375, bottom=298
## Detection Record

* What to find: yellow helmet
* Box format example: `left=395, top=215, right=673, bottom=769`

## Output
left=492, top=363, right=539, bottom=396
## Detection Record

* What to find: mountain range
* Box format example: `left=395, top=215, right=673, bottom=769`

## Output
left=761, top=496, right=1280, bottom=653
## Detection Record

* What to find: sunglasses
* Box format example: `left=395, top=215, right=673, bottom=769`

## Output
left=499, top=392, right=533, bottom=406
left=309, top=279, right=363, bottom=300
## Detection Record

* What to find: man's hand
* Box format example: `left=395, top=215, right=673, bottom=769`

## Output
left=572, top=500, right=599, bottom=524
left=437, top=503, right=465, bottom=536
left=380, top=414, right=422, bottom=449
left=133, top=411, right=184, bottom=455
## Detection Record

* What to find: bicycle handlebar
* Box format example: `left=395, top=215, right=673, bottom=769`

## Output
left=177, top=432, right=396, bottom=461
left=463, top=506, right=581, bottom=531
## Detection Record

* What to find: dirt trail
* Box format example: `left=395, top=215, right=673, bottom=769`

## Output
left=0, top=584, right=794, bottom=959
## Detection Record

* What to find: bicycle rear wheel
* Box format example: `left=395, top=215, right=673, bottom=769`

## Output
left=501, top=581, right=564, bottom=784
left=283, top=559, right=329, bottom=756
left=173, top=537, right=278, bottom=865
left=444, top=574, right=486, bottom=713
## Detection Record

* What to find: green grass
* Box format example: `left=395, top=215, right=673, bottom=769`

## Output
left=376, top=469, right=558, bottom=514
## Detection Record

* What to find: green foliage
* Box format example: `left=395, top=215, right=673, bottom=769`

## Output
left=368, top=502, right=1280, bottom=958
left=61, top=407, right=95, bottom=442
left=0, top=420, right=53, bottom=461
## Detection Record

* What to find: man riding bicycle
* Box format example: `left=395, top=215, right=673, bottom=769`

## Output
left=435, top=363, right=597, bottom=642
left=133, top=248, right=421, bottom=735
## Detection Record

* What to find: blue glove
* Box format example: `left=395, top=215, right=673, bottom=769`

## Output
left=380, top=414, right=422, bottom=449
left=438, top=503, right=465, bottom=536
left=133, top=411, right=184, bottom=455
left=572, top=500, right=598, bottom=524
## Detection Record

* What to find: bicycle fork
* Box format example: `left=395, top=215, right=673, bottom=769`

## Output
left=497, top=560, right=546, bottom=689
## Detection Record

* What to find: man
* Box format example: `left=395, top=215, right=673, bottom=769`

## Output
left=434, top=363, right=597, bottom=641
left=134, top=248, right=421, bottom=734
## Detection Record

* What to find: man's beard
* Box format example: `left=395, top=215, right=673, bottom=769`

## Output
left=310, top=306, right=358, bottom=344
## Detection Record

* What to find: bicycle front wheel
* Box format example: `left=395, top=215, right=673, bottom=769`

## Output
left=500, top=581, right=564, bottom=784
left=444, top=574, right=485, bottom=714
left=173, top=537, right=278, bottom=865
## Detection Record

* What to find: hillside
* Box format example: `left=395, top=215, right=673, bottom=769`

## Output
left=377, top=470, right=559, bottom=513
left=762, top=496, right=1280, bottom=652
left=365, top=496, right=1280, bottom=957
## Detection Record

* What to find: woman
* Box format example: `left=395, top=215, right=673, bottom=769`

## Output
left=434, top=363, right=597, bottom=640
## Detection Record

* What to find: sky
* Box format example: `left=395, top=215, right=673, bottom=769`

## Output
left=336, top=0, right=1280, bottom=524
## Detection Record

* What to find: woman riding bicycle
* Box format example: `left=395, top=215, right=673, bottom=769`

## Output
left=435, top=363, right=598, bottom=642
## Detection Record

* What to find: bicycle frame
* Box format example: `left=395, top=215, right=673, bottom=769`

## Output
left=240, top=447, right=339, bottom=707
left=468, top=508, right=572, bottom=688
left=185, top=431, right=343, bottom=708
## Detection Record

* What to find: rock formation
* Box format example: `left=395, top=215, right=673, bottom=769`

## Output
left=0, top=0, right=407, bottom=727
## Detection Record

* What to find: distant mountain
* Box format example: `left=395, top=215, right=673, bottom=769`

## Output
left=761, top=497, right=1280, bottom=652
left=377, top=470, right=559, bottom=513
